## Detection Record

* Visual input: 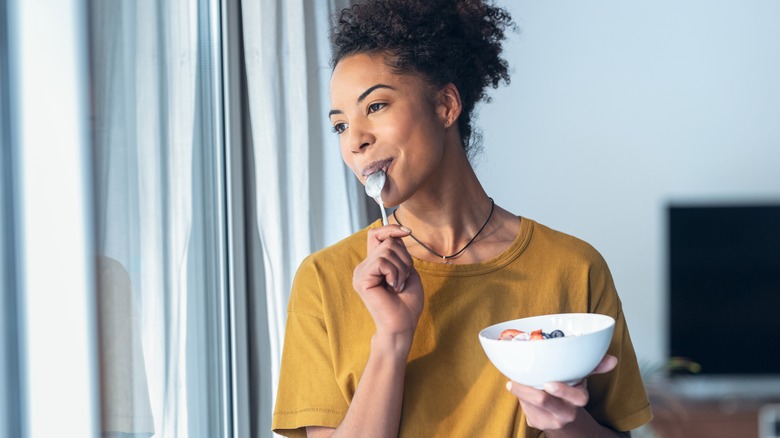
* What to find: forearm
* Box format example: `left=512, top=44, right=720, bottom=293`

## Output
left=330, top=332, right=412, bottom=438
left=545, top=407, right=629, bottom=438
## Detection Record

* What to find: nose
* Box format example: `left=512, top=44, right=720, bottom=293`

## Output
left=345, top=120, right=373, bottom=153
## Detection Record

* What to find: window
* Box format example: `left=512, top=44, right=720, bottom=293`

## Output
left=89, top=0, right=232, bottom=436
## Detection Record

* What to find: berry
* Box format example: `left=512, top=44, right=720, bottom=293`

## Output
left=499, top=329, right=524, bottom=340
left=549, top=329, right=565, bottom=338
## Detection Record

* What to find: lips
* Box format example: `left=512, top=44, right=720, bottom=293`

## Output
left=362, top=158, right=393, bottom=177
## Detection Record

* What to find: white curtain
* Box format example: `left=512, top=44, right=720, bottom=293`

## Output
left=239, top=0, right=364, bottom=434
left=91, top=0, right=227, bottom=436
left=92, top=0, right=367, bottom=435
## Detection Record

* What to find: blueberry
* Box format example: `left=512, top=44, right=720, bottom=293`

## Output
left=542, top=332, right=550, bottom=339
left=549, top=329, right=565, bottom=338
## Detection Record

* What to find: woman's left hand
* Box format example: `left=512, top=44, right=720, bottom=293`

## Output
left=506, top=354, right=618, bottom=434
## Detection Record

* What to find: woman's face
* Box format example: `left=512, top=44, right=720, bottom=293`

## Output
left=329, top=53, right=448, bottom=207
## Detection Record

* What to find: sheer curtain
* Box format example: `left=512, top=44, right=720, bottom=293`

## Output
left=90, top=0, right=369, bottom=435
left=239, top=0, right=365, bottom=434
left=90, top=0, right=229, bottom=436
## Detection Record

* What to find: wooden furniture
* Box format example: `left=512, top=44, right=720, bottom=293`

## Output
left=645, top=384, right=780, bottom=438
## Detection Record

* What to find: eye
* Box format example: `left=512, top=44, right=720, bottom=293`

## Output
left=368, top=102, right=385, bottom=113
left=332, top=122, right=348, bottom=134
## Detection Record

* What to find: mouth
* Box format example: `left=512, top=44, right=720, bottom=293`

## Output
left=362, top=158, right=393, bottom=178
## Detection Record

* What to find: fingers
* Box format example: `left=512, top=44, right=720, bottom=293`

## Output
left=507, top=354, right=617, bottom=406
left=355, top=226, right=415, bottom=294
left=365, top=226, right=414, bottom=290
left=543, top=381, right=589, bottom=407
left=373, top=248, right=411, bottom=292
left=507, top=381, right=581, bottom=430
left=366, top=224, right=412, bottom=252
left=589, top=354, right=618, bottom=375
left=508, top=381, right=588, bottom=409
left=518, top=400, right=575, bottom=431
left=505, top=355, right=619, bottom=431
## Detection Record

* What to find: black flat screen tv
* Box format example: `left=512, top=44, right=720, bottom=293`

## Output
left=668, top=203, right=780, bottom=378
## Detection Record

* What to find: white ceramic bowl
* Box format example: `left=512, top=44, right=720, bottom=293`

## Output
left=478, top=313, right=615, bottom=389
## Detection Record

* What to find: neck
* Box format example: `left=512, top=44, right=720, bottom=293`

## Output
left=394, top=198, right=494, bottom=261
left=392, top=151, right=495, bottom=259
left=394, top=166, right=493, bottom=259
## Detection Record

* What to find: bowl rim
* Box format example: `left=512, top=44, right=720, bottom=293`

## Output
left=478, top=312, right=615, bottom=344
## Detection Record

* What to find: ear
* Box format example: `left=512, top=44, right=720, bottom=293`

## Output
left=437, top=83, right=463, bottom=128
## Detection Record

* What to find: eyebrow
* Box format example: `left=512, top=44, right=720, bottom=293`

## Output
left=328, top=84, right=396, bottom=118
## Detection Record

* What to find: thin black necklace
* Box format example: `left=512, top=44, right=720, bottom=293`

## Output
left=393, top=197, right=495, bottom=262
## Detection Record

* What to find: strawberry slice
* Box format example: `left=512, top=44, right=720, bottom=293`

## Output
left=529, top=329, right=544, bottom=340
left=499, top=329, right=525, bottom=340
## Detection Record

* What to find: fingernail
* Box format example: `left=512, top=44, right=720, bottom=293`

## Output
left=544, top=383, right=559, bottom=394
left=400, top=226, right=411, bottom=233
left=398, top=281, right=405, bottom=292
left=506, top=381, right=512, bottom=391
left=388, top=280, right=395, bottom=287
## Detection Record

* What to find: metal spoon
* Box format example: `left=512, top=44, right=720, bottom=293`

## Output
left=365, top=170, right=389, bottom=225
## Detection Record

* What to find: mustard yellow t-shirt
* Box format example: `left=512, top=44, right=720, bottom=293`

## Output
left=272, top=218, right=653, bottom=437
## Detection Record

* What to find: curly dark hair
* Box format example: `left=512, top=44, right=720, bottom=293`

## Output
left=330, top=0, right=515, bottom=157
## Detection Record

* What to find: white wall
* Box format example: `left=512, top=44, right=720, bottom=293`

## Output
left=476, top=0, right=780, bottom=365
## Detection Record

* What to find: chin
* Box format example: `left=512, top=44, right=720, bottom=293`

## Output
left=380, top=199, right=399, bottom=209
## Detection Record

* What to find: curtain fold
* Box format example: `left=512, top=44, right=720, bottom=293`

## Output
left=239, top=0, right=363, bottom=435
left=90, top=0, right=228, bottom=436
left=93, top=0, right=367, bottom=435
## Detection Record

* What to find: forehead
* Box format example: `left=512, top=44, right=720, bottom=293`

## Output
left=329, top=53, right=429, bottom=107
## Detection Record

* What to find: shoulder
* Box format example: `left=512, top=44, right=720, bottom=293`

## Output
left=288, top=222, right=375, bottom=313
left=527, top=219, right=608, bottom=268
left=301, top=221, right=374, bottom=271
left=527, top=219, right=622, bottom=313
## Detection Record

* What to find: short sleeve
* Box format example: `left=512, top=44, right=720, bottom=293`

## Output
left=272, top=257, right=349, bottom=437
left=585, top=252, right=654, bottom=432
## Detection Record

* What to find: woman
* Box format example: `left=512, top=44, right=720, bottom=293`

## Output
left=272, top=1, right=652, bottom=436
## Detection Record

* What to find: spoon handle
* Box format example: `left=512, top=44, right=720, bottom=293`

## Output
left=374, top=196, right=389, bottom=226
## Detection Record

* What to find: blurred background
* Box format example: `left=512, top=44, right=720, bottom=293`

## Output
left=2, top=0, right=779, bottom=437
left=477, top=2, right=780, bottom=435
left=480, top=0, right=780, bottom=373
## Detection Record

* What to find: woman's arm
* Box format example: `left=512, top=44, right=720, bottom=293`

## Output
left=308, top=225, right=423, bottom=438
left=307, top=332, right=413, bottom=438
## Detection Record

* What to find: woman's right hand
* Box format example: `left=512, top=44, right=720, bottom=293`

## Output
left=353, top=225, right=424, bottom=342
